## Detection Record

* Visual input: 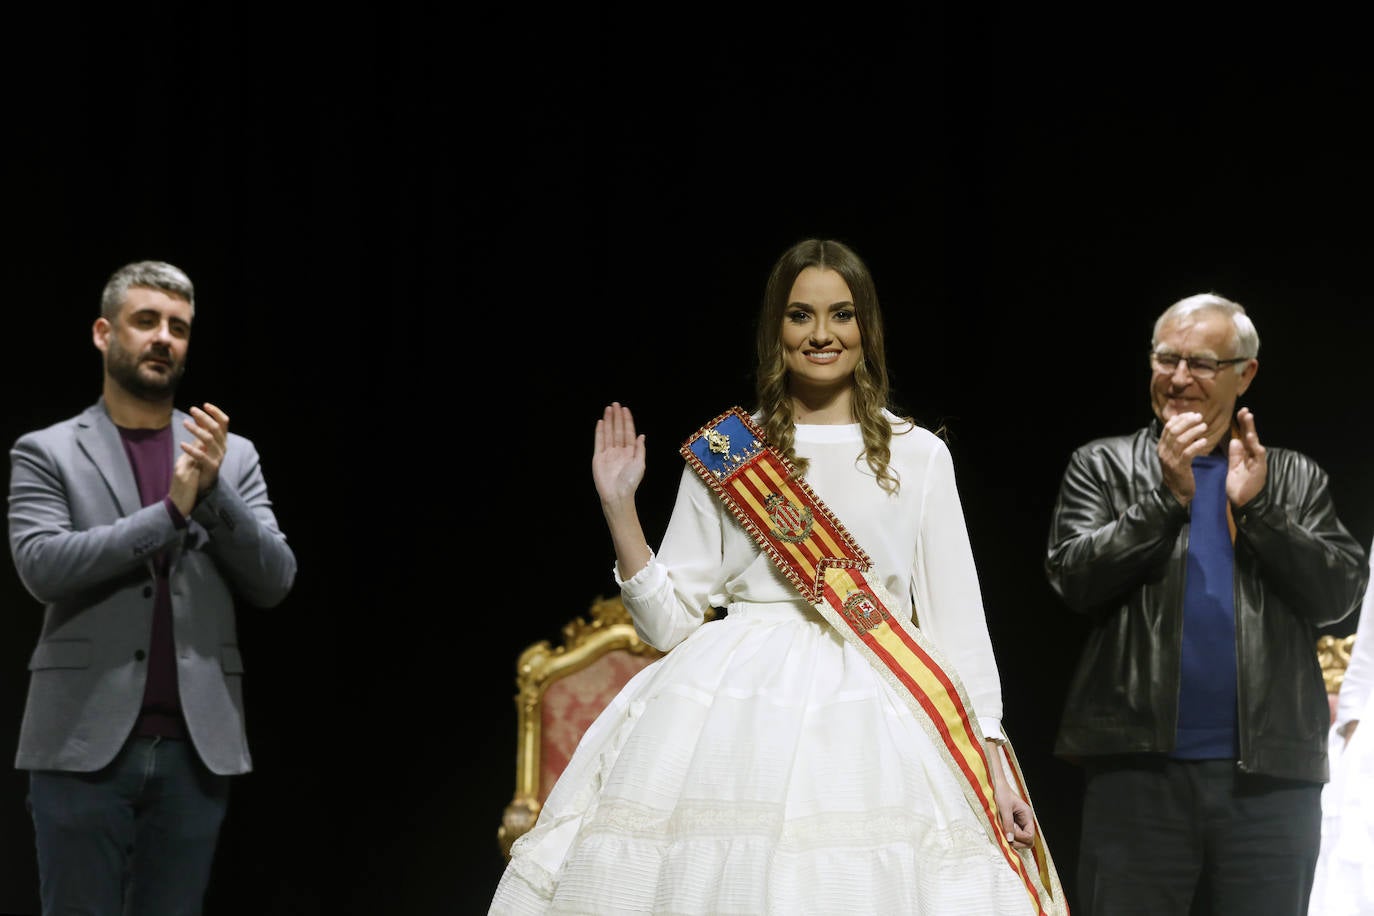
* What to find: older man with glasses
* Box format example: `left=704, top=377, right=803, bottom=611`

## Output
left=1044, top=292, right=1368, bottom=916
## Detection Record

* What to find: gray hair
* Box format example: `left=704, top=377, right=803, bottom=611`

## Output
left=1152, top=292, right=1259, bottom=374
left=100, top=261, right=195, bottom=319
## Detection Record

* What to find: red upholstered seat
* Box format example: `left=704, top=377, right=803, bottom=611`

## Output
left=537, top=650, right=658, bottom=805
left=497, top=594, right=666, bottom=858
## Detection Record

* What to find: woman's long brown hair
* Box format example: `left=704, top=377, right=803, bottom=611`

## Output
left=753, top=238, right=912, bottom=494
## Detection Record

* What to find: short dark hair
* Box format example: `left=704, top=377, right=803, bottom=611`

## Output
left=100, top=261, right=195, bottom=320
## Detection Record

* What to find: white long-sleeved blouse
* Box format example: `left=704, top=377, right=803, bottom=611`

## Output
left=616, top=412, right=1008, bottom=740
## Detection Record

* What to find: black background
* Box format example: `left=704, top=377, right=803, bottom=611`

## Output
left=2, top=3, right=1372, bottom=914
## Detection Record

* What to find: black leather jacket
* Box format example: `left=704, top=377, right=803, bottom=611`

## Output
left=1045, top=420, right=1368, bottom=783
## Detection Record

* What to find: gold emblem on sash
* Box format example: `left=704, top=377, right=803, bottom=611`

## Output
left=706, top=428, right=731, bottom=456
left=763, top=492, right=814, bottom=544
left=841, top=588, right=888, bottom=631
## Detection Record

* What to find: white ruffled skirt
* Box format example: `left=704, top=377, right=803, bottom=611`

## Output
left=489, top=601, right=1046, bottom=915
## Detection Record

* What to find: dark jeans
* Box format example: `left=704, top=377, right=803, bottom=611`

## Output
left=1077, top=756, right=1321, bottom=916
left=27, top=736, right=230, bottom=916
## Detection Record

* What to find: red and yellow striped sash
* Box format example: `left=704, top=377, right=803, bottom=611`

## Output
left=682, top=407, right=1067, bottom=916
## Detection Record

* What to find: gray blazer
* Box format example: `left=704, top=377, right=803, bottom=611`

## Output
left=8, top=399, right=296, bottom=775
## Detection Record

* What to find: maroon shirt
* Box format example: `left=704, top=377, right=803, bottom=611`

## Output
left=118, top=425, right=188, bottom=739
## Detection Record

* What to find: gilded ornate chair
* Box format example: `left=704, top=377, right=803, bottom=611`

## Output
left=497, top=594, right=666, bottom=859
left=1320, top=633, right=1357, bottom=695
left=1319, top=633, right=1358, bottom=725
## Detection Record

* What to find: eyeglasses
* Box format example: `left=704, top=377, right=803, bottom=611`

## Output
left=1149, top=351, right=1251, bottom=380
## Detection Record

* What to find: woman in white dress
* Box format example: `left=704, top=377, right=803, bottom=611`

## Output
left=489, top=238, right=1062, bottom=915
left=1309, top=540, right=1374, bottom=916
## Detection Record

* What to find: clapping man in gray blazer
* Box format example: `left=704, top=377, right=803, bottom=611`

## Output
left=8, top=261, right=297, bottom=914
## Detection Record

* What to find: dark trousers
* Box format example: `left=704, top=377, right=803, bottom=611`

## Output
left=27, top=736, right=230, bottom=916
left=1077, top=756, right=1321, bottom=916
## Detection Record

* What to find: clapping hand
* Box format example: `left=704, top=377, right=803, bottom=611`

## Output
left=1226, top=407, right=1266, bottom=507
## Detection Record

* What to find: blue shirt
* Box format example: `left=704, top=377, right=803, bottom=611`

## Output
left=1172, top=454, right=1239, bottom=759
